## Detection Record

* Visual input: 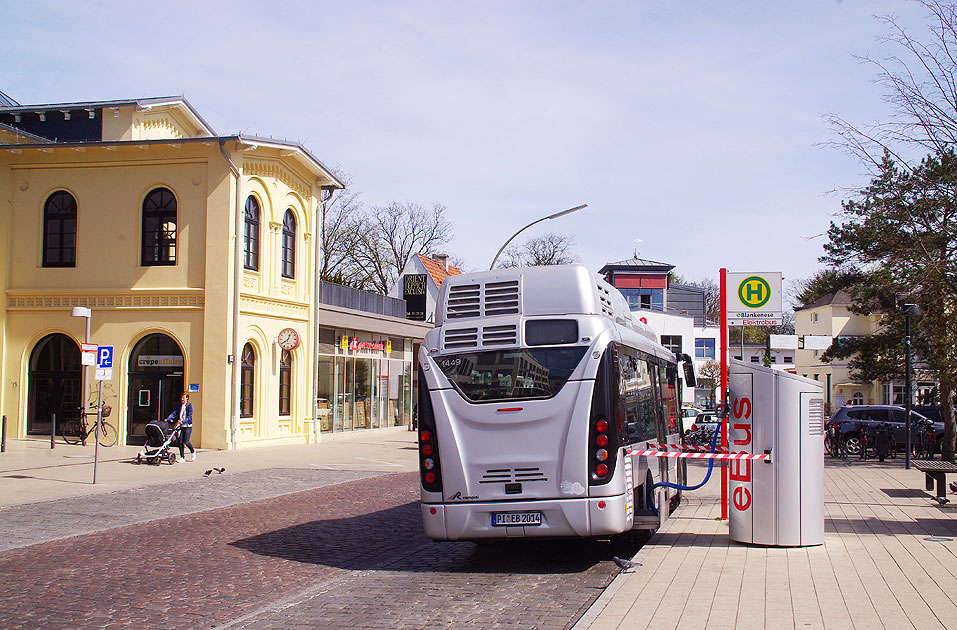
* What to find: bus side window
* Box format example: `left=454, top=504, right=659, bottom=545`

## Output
left=660, top=365, right=679, bottom=434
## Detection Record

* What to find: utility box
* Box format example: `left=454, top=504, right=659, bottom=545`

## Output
left=728, top=360, right=825, bottom=547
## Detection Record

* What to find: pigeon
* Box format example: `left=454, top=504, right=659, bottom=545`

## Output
left=612, top=556, right=641, bottom=571
left=203, top=467, right=226, bottom=478
left=949, top=481, right=957, bottom=494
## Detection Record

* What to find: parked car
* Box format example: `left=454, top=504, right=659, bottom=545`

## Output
left=827, top=405, right=942, bottom=455
left=680, top=406, right=704, bottom=433
left=913, top=404, right=956, bottom=423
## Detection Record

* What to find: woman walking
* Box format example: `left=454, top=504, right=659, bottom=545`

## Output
left=166, top=392, right=196, bottom=463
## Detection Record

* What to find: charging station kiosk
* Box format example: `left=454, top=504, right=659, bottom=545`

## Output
left=727, top=360, right=825, bottom=547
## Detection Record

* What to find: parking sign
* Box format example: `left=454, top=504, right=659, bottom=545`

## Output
left=97, top=346, right=113, bottom=368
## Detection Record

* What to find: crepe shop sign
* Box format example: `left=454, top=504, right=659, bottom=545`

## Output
left=340, top=336, right=392, bottom=353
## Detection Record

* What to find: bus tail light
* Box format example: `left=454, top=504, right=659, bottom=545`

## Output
left=417, top=366, right=443, bottom=493
left=589, top=343, right=622, bottom=485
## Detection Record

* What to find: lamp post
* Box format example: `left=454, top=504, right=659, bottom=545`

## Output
left=488, top=204, right=587, bottom=270
left=903, top=303, right=921, bottom=469
left=70, top=306, right=91, bottom=446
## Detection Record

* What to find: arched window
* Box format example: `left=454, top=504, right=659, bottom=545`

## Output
left=241, top=343, right=255, bottom=417
left=281, top=209, right=296, bottom=279
left=43, top=191, right=77, bottom=267
left=279, top=350, right=292, bottom=416
left=142, top=187, right=177, bottom=266
left=27, top=333, right=81, bottom=434
left=244, top=196, right=260, bottom=271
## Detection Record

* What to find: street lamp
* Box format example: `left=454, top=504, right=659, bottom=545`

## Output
left=903, top=303, right=921, bottom=469
left=488, top=204, right=587, bottom=270
left=70, top=306, right=91, bottom=445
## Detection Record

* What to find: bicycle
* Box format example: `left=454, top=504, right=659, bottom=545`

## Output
left=910, top=422, right=937, bottom=460
left=859, top=422, right=896, bottom=461
left=60, top=403, right=117, bottom=447
left=825, top=423, right=847, bottom=459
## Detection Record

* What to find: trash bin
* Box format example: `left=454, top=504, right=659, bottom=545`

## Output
left=728, top=360, right=825, bottom=547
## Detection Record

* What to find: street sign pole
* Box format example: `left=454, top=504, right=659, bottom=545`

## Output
left=720, top=268, right=729, bottom=520
left=93, top=380, right=103, bottom=484
left=92, top=345, right=114, bottom=485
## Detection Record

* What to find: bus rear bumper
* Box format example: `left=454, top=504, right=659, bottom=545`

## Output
left=422, top=495, right=632, bottom=541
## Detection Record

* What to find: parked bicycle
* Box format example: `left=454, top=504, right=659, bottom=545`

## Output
left=858, top=422, right=896, bottom=461
left=60, top=402, right=117, bottom=447
left=910, top=421, right=937, bottom=460
left=825, top=422, right=847, bottom=459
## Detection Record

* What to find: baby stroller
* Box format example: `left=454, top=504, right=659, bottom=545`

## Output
left=135, top=419, right=182, bottom=465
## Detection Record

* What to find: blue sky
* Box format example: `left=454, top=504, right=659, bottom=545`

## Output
left=2, top=0, right=930, bottom=289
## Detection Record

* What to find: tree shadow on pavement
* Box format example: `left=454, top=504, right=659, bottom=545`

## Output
left=229, top=500, right=646, bottom=575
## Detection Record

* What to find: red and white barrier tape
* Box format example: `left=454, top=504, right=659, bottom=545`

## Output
left=627, top=448, right=771, bottom=461
left=652, top=442, right=729, bottom=454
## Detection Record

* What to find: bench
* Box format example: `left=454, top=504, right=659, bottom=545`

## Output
left=912, top=460, right=957, bottom=501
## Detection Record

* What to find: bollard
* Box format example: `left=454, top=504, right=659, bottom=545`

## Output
left=1, top=415, right=6, bottom=452
left=51, top=413, right=56, bottom=449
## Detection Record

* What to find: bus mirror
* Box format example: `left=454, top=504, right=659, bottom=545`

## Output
left=680, top=353, right=697, bottom=388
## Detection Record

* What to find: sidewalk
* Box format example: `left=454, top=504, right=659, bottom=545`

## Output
left=575, top=458, right=957, bottom=630
left=0, top=428, right=420, bottom=551
left=0, top=427, right=418, bottom=507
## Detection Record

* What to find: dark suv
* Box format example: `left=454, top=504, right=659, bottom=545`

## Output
left=827, top=405, right=943, bottom=455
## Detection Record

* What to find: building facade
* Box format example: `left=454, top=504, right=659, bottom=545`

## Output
left=599, top=257, right=720, bottom=406
left=794, top=291, right=886, bottom=413
left=388, top=253, right=462, bottom=323
left=0, top=95, right=345, bottom=449
left=318, top=281, right=432, bottom=432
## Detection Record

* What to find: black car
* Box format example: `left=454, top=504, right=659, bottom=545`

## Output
left=913, top=404, right=956, bottom=423
left=827, top=405, right=943, bottom=455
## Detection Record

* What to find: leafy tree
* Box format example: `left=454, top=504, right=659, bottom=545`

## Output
left=789, top=268, right=861, bottom=309
left=821, top=150, right=957, bottom=461
left=498, top=232, right=578, bottom=268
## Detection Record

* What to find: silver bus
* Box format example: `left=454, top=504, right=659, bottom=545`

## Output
left=417, top=265, right=695, bottom=540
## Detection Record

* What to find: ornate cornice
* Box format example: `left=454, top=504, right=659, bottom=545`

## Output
left=243, top=158, right=311, bottom=200
left=7, top=290, right=205, bottom=310
left=240, top=294, right=309, bottom=321
left=136, top=115, right=185, bottom=139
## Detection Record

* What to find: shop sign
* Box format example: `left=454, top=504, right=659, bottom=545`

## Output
left=403, top=273, right=427, bottom=321
left=137, top=355, right=184, bottom=368
left=340, top=335, right=390, bottom=354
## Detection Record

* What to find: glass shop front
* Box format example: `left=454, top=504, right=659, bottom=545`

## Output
left=317, top=327, right=414, bottom=432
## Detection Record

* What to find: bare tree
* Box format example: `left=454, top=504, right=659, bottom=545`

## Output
left=350, top=201, right=454, bottom=293
left=698, top=359, right=721, bottom=405
left=320, top=170, right=367, bottom=286
left=825, top=0, right=957, bottom=170
left=498, top=232, right=579, bottom=268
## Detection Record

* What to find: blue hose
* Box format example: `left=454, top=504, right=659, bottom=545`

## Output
left=647, top=424, right=721, bottom=515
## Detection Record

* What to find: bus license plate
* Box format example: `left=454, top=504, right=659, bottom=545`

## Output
left=491, top=511, right=542, bottom=526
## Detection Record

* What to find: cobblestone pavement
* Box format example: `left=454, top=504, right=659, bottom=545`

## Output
left=0, top=471, right=640, bottom=629
left=0, top=468, right=382, bottom=552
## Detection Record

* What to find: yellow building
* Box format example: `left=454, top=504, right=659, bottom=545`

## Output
left=794, top=290, right=886, bottom=413
left=0, top=94, right=346, bottom=449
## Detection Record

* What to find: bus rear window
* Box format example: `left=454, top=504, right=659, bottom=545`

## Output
left=525, top=320, right=578, bottom=346
left=436, top=347, right=588, bottom=402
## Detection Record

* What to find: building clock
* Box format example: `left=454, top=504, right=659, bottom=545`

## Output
left=277, top=328, right=300, bottom=350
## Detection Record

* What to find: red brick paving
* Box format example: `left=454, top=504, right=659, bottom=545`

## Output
left=0, top=472, right=422, bottom=629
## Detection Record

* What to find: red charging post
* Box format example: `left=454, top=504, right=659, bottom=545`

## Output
left=719, top=268, right=729, bottom=520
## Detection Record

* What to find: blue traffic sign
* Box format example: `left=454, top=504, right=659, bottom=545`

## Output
left=97, top=346, right=114, bottom=368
